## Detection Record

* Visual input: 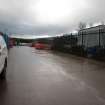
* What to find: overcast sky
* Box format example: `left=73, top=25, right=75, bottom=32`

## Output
left=0, top=0, right=104, bottom=35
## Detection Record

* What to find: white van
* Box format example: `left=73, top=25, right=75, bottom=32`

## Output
left=0, top=35, right=8, bottom=79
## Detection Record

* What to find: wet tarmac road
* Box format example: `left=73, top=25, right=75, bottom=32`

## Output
left=0, top=46, right=105, bottom=105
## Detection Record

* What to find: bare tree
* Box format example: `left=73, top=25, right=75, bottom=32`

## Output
left=100, top=21, right=104, bottom=25
left=78, top=22, right=86, bottom=30
left=89, top=23, right=93, bottom=27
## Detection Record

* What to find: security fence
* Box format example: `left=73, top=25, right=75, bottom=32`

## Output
left=52, top=25, right=105, bottom=60
left=77, top=25, right=105, bottom=59
left=78, top=27, right=105, bottom=48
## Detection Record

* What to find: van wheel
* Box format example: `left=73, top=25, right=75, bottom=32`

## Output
left=0, top=59, right=7, bottom=79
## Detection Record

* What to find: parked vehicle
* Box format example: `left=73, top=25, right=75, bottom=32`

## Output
left=33, top=43, right=46, bottom=49
left=31, top=42, right=51, bottom=50
left=0, top=35, right=8, bottom=79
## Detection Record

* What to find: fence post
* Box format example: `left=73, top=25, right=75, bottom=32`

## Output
left=81, top=31, right=84, bottom=56
left=99, top=27, right=101, bottom=47
left=82, top=31, right=83, bottom=47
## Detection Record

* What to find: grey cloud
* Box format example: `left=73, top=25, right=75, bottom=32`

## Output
left=0, top=0, right=105, bottom=35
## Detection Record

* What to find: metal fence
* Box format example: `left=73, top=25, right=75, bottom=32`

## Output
left=52, top=26, right=105, bottom=60
left=78, top=28, right=105, bottom=49
left=75, top=27, right=105, bottom=59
